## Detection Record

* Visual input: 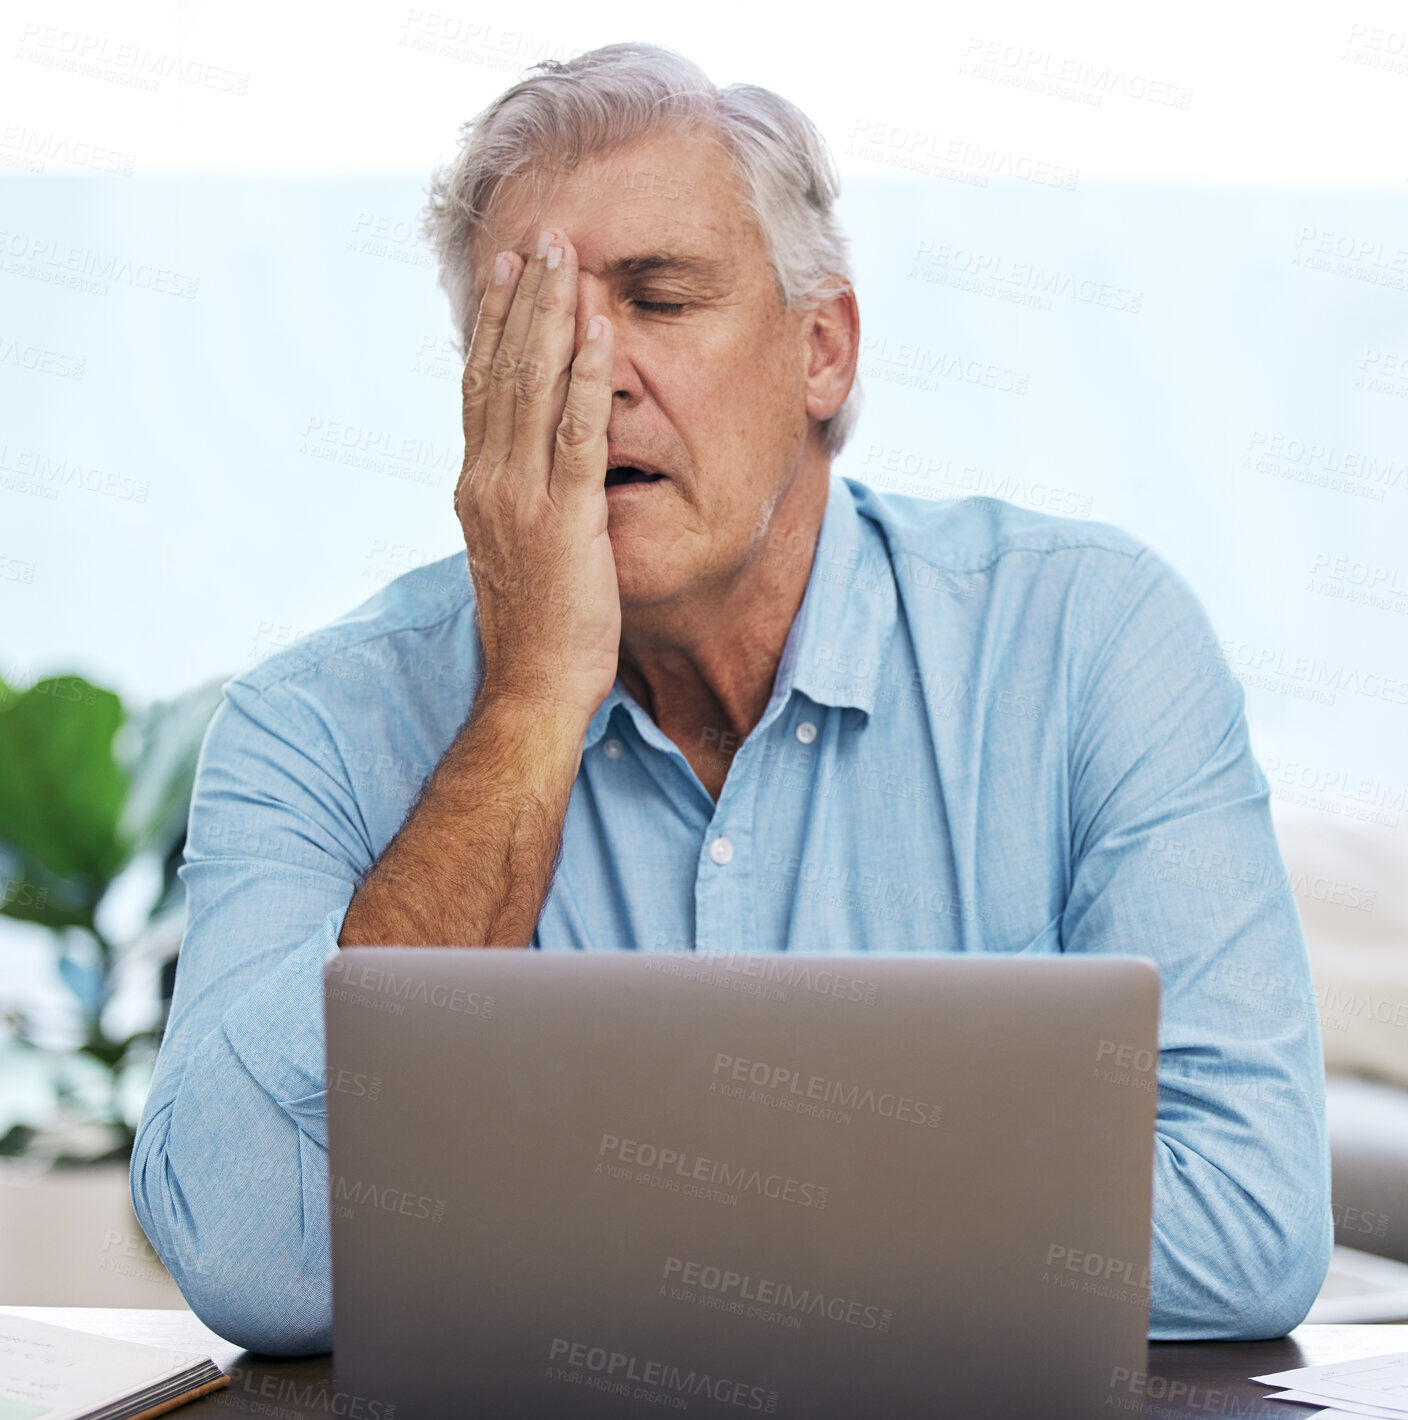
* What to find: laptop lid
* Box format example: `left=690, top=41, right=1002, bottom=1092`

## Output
left=325, top=950, right=1159, bottom=1420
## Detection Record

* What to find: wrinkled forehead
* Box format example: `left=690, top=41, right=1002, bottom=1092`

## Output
left=469, top=130, right=756, bottom=288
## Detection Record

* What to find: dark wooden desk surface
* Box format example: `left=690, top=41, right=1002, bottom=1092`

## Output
left=3, top=1307, right=1404, bottom=1418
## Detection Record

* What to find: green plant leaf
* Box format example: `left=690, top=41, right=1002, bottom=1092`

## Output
left=0, top=1124, right=37, bottom=1157
left=78, top=1034, right=130, bottom=1071
left=0, top=675, right=130, bottom=883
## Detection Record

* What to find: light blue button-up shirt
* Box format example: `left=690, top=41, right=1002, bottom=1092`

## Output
left=131, top=473, right=1332, bottom=1355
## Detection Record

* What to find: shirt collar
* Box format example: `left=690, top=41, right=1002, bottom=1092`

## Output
left=584, top=473, right=897, bottom=749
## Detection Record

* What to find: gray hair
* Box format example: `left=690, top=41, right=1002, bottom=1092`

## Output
left=422, top=41, right=862, bottom=457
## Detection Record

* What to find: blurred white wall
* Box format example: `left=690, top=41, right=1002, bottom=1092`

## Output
left=0, top=1161, right=185, bottom=1306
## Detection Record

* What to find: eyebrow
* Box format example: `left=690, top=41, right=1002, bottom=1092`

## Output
left=595, top=252, right=730, bottom=284
left=480, top=246, right=731, bottom=299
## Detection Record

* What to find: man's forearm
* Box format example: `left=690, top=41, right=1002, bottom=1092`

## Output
left=339, top=692, right=589, bottom=948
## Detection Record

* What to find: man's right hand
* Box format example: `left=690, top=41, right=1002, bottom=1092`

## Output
left=341, top=228, right=618, bottom=950
left=455, top=228, right=621, bottom=727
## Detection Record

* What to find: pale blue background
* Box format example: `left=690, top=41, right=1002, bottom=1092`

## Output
left=4, top=175, right=1406, bottom=792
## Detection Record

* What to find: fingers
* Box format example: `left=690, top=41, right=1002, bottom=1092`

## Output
left=460, top=249, right=524, bottom=473
left=551, top=315, right=615, bottom=505
left=479, top=228, right=560, bottom=485
left=510, top=234, right=580, bottom=480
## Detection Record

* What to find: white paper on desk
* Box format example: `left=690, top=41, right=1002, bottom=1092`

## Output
left=1268, top=1391, right=1408, bottom=1419
left=1309, top=1413, right=1408, bottom=1420
left=0, top=1311, right=215, bottom=1420
left=1253, top=1352, right=1408, bottom=1417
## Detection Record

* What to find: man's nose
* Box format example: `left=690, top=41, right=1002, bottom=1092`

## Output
left=574, top=284, right=632, bottom=397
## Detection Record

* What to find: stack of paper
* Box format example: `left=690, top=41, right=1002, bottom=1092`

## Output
left=1254, top=1350, right=1408, bottom=1418
left=0, top=1312, right=226, bottom=1419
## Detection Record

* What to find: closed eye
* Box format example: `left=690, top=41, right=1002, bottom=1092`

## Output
left=633, top=300, right=687, bottom=315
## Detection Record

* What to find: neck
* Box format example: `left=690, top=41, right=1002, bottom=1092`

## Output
left=616, top=459, right=831, bottom=750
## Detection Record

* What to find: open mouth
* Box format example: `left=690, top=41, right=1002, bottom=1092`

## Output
left=605, top=466, right=667, bottom=489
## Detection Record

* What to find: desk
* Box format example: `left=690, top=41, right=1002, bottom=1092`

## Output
left=3, top=1307, right=1405, bottom=1419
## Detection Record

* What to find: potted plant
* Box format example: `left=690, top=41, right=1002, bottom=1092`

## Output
left=0, top=670, right=224, bottom=1304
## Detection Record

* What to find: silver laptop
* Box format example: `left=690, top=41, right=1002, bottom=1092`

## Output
left=324, top=949, right=1159, bottom=1419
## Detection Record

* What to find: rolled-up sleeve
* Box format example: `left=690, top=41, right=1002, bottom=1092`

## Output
left=1062, top=546, right=1333, bottom=1340
left=130, top=677, right=372, bottom=1355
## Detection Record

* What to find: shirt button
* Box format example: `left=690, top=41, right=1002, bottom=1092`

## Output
left=603, top=738, right=623, bottom=758
left=709, top=836, right=734, bottom=865
left=795, top=720, right=818, bottom=744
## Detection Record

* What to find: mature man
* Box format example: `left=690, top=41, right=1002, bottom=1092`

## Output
left=132, top=42, right=1331, bottom=1355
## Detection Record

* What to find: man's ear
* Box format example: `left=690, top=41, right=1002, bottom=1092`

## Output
left=802, top=283, right=860, bottom=424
